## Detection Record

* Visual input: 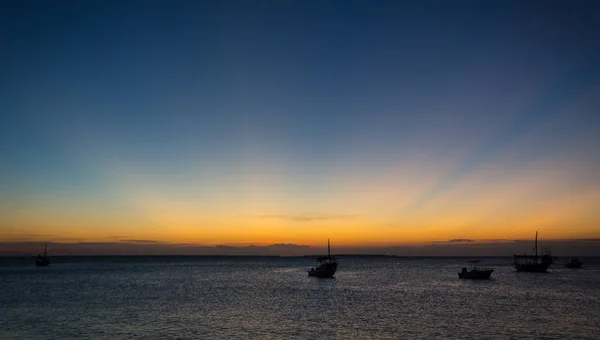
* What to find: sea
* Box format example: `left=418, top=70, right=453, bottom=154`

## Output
left=1, top=256, right=599, bottom=339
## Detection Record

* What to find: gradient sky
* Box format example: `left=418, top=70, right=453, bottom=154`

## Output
left=1, top=0, right=600, bottom=248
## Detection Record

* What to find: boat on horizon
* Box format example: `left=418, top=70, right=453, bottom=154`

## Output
left=513, top=232, right=553, bottom=272
left=564, top=257, right=583, bottom=269
left=36, top=244, right=50, bottom=267
left=458, top=260, right=494, bottom=279
left=308, top=239, right=338, bottom=278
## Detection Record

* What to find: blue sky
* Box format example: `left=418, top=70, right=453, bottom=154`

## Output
left=1, top=0, right=600, bottom=246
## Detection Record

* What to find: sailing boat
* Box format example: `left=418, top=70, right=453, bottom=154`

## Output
left=308, top=239, right=338, bottom=278
left=36, top=244, right=50, bottom=267
left=513, top=232, right=553, bottom=272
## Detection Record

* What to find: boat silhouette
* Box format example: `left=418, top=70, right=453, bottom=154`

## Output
left=36, top=244, right=50, bottom=267
left=458, top=260, right=494, bottom=279
left=564, top=257, right=583, bottom=268
left=513, top=232, right=553, bottom=272
left=308, top=239, right=338, bottom=278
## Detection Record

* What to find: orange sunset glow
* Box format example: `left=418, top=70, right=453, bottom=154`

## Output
left=2, top=0, right=599, bottom=256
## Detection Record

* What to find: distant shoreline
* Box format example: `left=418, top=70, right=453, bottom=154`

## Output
left=1, top=255, right=596, bottom=259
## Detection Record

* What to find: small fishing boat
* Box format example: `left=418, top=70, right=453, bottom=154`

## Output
left=36, top=244, right=50, bottom=267
left=458, top=260, right=494, bottom=279
left=564, top=257, right=583, bottom=269
left=513, top=231, right=553, bottom=272
left=308, top=239, right=338, bottom=278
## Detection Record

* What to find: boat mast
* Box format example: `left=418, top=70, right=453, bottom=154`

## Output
left=534, top=231, right=538, bottom=258
left=44, top=244, right=47, bottom=257
left=328, top=239, right=331, bottom=259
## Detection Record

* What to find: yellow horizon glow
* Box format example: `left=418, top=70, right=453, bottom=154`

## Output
left=2, top=148, right=599, bottom=246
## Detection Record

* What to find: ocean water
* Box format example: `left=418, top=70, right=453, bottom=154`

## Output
left=1, top=256, right=599, bottom=339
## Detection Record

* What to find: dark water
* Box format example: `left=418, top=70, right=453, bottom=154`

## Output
left=1, top=256, right=599, bottom=339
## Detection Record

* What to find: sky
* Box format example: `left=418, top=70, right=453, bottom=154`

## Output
left=1, top=0, right=600, bottom=254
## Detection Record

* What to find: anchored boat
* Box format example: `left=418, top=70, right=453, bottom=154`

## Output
left=513, top=232, right=553, bottom=272
left=564, top=257, right=583, bottom=269
left=458, top=260, right=494, bottom=279
left=308, top=239, right=338, bottom=278
left=36, top=244, right=50, bottom=267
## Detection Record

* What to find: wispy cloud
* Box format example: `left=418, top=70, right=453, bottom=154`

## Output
left=432, top=239, right=472, bottom=244
left=267, top=243, right=310, bottom=248
left=253, top=213, right=358, bottom=222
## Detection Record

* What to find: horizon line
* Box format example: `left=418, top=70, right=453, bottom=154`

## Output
left=2, top=237, right=600, bottom=246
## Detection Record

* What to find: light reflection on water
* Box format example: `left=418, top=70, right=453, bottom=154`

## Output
left=1, top=257, right=599, bottom=339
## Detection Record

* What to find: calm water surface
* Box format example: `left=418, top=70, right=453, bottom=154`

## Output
left=1, top=257, right=599, bottom=339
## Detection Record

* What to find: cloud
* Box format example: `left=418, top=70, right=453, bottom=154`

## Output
left=432, top=238, right=474, bottom=244
left=267, top=243, right=310, bottom=248
left=254, top=213, right=358, bottom=222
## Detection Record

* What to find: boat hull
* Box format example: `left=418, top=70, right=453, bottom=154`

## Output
left=308, top=269, right=336, bottom=278
left=458, top=269, right=493, bottom=279
left=36, top=259, right=50, bottom=267
left=564, top=263, right=582, bottom=269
